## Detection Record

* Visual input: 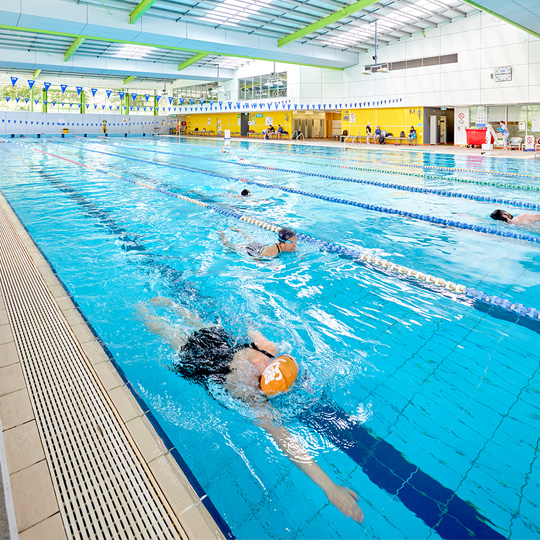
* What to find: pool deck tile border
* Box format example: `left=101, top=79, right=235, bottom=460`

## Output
left=0, top=191, right=233, bottom=539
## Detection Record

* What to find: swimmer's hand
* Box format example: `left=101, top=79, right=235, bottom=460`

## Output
left=324, top=483, right=364, bottom=523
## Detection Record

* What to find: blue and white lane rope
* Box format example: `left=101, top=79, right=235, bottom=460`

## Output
left=158, top=137, right=540, bottom=182
left=74, top=141, right=540, bottom=211
left=32, top=147, right=540, bottom=326
left=50, top=144, right=540, bottom=246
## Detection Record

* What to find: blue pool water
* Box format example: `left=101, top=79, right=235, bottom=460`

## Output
left=1, top=136, right=540, bottom=539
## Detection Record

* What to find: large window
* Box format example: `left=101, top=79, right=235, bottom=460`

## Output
left=173, top=83, right=223, bottom=103
left=238, top=72, right=287, bottom=100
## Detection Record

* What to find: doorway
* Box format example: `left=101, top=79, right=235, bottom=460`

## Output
left=240, top=113, right=249, bottom=136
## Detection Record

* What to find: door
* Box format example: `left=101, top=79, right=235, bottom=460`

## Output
left=430, top=115, right=438, bottom=145
left=240, top=113, right=249, bottom=136
left=440, top=116, right=447, bottom=144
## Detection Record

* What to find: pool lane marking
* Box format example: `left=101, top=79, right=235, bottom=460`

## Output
left=75, top=140, right=540, bottom=207
left=108, top=140, right=540, bottom=194
left=161, top=137, right=540, bottom=181
left=47, top=144, right=540, bottom=246
left=33, top=147, right=540, bottom=327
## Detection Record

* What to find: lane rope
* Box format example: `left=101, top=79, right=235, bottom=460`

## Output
left=161, top=137, right=540, bottom=180
left=87, top=141, right=540, bottom=208
left=50, top=143, right=540, bottom=245
left=29, top=146, right=540, bottom=326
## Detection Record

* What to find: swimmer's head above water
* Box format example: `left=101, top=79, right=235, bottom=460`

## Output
left=490, top=209, right=513, bottom=222
left=260, top=354, right=299, bottom=396
left=277, top=228, right=297, bottom=253
left=241, top=189, right=251, bottom=196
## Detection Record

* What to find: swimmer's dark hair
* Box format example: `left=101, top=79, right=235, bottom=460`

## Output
left=171, top=327, right=233, bottom=388
left=278, top=227, right=296, bottom=242
left=241, top=189, right=250, bottom=196
left=490, top=209, right=507, bottom=221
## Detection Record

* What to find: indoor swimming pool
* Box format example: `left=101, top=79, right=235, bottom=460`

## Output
left=1, top=136, right=539, bottom=539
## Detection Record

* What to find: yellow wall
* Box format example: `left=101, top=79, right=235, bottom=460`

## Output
left=184, top=110, right=294, bottom=135
left=340, top=107, right=424, bottom=144
left=184, top=107, right=424, bottom=143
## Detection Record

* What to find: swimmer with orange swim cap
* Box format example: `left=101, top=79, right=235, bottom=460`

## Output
left=260, top=354, right=299, bottom=396
left=138, top=297, right=364, bottom=523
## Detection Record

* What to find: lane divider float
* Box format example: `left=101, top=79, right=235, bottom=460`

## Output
left=158, top=137, right=540, bottom=181
left=29, top=146, right=540, bottom=327
left=91, top=141, right=540, bottom=207
left=50, top=143, right=540, bottom=245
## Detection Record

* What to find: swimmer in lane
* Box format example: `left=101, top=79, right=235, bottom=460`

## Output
left=490, top=209, right=540, bottom=226
left=220, top=227, right=297, bottom=258
left=137, top=297, right=364, bottom=523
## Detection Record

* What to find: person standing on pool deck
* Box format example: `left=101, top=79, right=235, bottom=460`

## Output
left=498, top=121, right=510, bottom=150
left=490, top=209, right=540, bottom=225
left=220, top=227, right=297, bottom=258
left=366, top=122, right=372, bottom=144
left=137, top=298, right=364, bottom=523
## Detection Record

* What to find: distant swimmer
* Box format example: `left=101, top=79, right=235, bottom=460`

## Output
left=490, top=209, right=540, bottom=226
left=220, top=227, right=297, bottom=258
left=240, top=189, right=251, bottom=196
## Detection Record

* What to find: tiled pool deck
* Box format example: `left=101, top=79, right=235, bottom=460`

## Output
left=0, top=189, right=227, bottom=539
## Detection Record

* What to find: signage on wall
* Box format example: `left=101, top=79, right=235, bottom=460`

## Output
left=350, top=112, right=356, bottom=123
left=255, top=113, right=263, bottom=118
left=532, top=118, right=540, bottom=131
left=265, top=117, right=273, bottom=125
left=494, top=66, right=512, bottom=82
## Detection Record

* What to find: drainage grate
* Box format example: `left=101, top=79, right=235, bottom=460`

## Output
left=0, top=201, right=184, bottom=539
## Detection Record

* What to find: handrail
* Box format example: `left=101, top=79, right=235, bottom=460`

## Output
left=342, top=131, right=362, bottom=143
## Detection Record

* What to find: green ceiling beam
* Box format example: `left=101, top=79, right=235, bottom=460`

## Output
left=460, top=1, right=540, bottom=39
left=33, top=69, right=41, bottom=78
left=123, top=75, right=136, bottom=84
left=178, top=52, right=209, bottom=71
left=278, top=0, right=379, bottom=47
left=129, top=0, right=159, bottom=24
left=64, top=37, right=85, bottom=61
left=0, top=25, right=344, bottom=70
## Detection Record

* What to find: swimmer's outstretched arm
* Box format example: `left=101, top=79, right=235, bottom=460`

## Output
left=259, top=419, right=364, bottom=523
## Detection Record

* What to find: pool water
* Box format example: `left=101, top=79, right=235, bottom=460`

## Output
left=1, top=137, right=540, bottom=539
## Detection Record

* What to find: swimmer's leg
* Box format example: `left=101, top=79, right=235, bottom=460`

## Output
left=136, top=302, right=189, bottom=350
left=148, top=297, right=207, bottom=329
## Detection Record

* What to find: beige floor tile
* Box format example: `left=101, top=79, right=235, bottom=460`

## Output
left=0, top=323, right=13, bottom=345
left=61, top=308, right=84, bottom=327
left=0, top=387, right=34, bottom=430
left=54, top=296, right=73, bottom=311
left=93, top=360, right=124, bottom=390
left=0, top=363, right=25, bottom=397
left=107, top=386, right=145, bottom=422
left=0, top=308, right=7, bottom=325
left=48, top=284, right=67, bottom=299
left=148, top=453, right=201, bottom=514
left=178, top=503, right=225, bottom=540
left=4, top=421, right=45, bottom=473
left=70, top=323, right=95, bottom=344
left=126, top=415, right=168, bottom=463
left=0, top=341, right=19, bottom=368
left=80, top=339, right=110, bottom=365
left=18, top=513, right=67, bottom=540
left=11, top=460, right=59, bottom=533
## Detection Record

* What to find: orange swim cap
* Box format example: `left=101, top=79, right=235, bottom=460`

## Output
left=260, top=355, right=299, bottom=396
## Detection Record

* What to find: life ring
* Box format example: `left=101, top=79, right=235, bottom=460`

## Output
left=181, top=121, right=187, bottom=126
